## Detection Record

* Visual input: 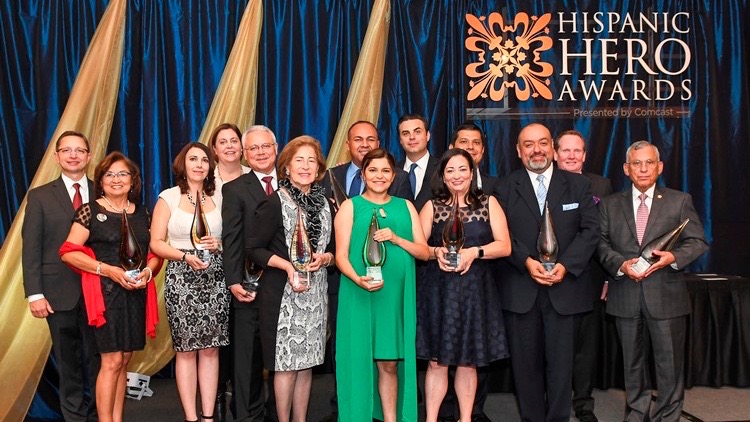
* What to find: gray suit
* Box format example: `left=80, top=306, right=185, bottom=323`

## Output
left=597, top=186, right=708, bottom=421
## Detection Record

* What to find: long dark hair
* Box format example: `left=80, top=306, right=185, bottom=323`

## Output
left=432, top=148, right=484, bottom=211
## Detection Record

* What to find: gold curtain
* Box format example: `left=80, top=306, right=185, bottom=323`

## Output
left=326, top=0, right=391, bottom=166
left=128, top=0, right=264, bottom=374
left=0, top=0, right=127, bottom=420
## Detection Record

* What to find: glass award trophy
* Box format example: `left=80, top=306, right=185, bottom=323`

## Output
left=242, top=256, right=263, bottom=292
left=442, top=195, right=465, bottom=269
left=327, top=169, right=348, bottom=212
left=631, top=218, right=690, bottom=274
left=536, top=201, right=558, bottom=272
left=363, top=209, right=386, bottom=284
left=290, top=208, right=313, bottom=289
left=119, top=209, right=143, bottom=280
left=190, top=190, right=212, bottom=264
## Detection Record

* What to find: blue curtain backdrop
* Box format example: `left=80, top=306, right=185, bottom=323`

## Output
left=1, top=1, right=749, bottom=417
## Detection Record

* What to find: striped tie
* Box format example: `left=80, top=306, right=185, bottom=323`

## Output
left=536, top=174, right=546, bottom=214
left=636, top=193, right=649, bottom=244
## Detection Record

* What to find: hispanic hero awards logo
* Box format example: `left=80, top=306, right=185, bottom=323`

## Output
left=464, top=10, right=692, bottom=119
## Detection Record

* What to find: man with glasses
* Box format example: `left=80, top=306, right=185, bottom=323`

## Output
left=222, top=125, right=279, bottom=421
left=597, top=141, right=707, bottom=422
left=23, top=131, right=99, bottom=421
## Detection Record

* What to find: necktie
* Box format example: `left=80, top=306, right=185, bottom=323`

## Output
left=536, top=174, right=547, bottom=214
left=408, top=162, right=418, bottom=199
left=261, top=176, right=274, bottom=196
left=636, top=193, right=649, bottom=244
left=72, top=183, right=82, bottom=210
left=348, top=169, right=362, bottom=198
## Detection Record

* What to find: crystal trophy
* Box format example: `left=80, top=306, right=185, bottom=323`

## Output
left=119, top=209, right=143, bottom=280
left=537, top=201, right=558, bottom=272
left=631, top=218, right=690, bottom=274
left=242, top=256, right=263, bottom=292
left=327, top=169, right=348, bottom=212
left=190, top=190, right=212, bottom=264
left=442, top=195, right=465, bottom=269
left=289, top=208, right=313, bottom=289
left=363, top=209, right=386, bottom=284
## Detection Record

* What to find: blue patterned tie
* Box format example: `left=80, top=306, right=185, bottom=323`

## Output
left=348, top=169, right=362, bottom=197
left=408, top=162, right=418, bottom=199
left=536, top=174, right=547, bottom=214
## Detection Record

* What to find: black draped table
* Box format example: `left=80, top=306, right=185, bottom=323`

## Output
left=489, top=273, right=750, bottom=391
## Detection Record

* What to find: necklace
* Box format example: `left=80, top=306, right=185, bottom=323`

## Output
left=186, top=190, right=206, bottom=207
left=102, top=196, right=130, bottom=212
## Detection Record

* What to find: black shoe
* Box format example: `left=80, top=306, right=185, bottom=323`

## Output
left=319, top=411, right=338, bottom=422
left=215, top=393, right=226, bottom=422
left=576, top=410, right=598, bottom=422
left=471, top=413, right=493, bottom=422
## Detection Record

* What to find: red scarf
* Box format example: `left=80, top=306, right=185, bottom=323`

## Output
left=58, top=242, right=161, bottom=338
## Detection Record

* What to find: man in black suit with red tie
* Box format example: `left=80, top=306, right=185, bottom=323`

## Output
left=222, top=125, right=279, bottom=422
left=597, top=141, right=707, bottom=422
left=554, top=130, right=613, bottom=422
left=396, top=113, right=439, bottom=212
left=495, top=123, right=600, bottom=422
left=22, top=131, right=99, bottom=421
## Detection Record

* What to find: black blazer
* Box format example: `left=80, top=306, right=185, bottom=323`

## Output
left=582, top=172, right=614, bottom=301
left=22, top=177, right=94, bottom=311
left=495, top=167, right=600, bottom=315
left=478, top=170, right=501, bottom=199
left=221, top=171, right=268, bottom=309
left=398, top=154, right=439, bottom=212
left=597, top=186, right=708, bottom=319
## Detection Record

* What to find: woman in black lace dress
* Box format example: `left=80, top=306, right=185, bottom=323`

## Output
left=61, top=152, right=160, bottom=422
left=416, top=149, right=512, bottom=422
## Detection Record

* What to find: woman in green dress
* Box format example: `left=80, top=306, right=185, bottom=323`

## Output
left=334, top=148, right=429, bottom=422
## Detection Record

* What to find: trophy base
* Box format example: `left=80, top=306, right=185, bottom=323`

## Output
left=446, top=252, right=461, bottom=270
left=541, top=262, right=556, bottom=272
left=241, top=279, right=259, bottom=292
left=366, top=266, right=383, bottom=285
left=293, top=271, right=310, bottom=289
left=124, top=269, right=141, bottom=281
left=196, top=249, right=212, bottom=265
left=630, top=257, right=651, bottom=275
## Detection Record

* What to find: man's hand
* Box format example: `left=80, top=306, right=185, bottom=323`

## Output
left=620, top=257, right=646, bottom=282
left=525, top=258, right=555, bottom=286
left=643, top=250, right=676, bottom=278
left=29, top=298, right=54, bottom=318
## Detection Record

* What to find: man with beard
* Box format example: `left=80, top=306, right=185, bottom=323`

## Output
left=495, top=123, right=599, bottom=422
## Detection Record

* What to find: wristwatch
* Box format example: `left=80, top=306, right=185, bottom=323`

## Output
left=477, top=246, right=484, bottom=259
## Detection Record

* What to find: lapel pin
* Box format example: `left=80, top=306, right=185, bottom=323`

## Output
left=96, top=213, right=108, bottom=222
left=657, top=194, right=663, bottom=199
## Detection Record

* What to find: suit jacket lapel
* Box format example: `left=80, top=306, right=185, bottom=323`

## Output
left=546, top=168, right=567, bottom=214
left=641, top=186, right=665, bottom=246
left=51, top=177, right=75, bottom=211
left=513, top=171, right=542, bottom=221
left=618, top=190, right=638, bottom=244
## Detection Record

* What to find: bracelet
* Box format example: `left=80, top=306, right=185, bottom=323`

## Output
left=432, top=247, right=437, bottom=259
left=95, top=261, right=103, bottom=276
left=181, top=252, right=187, bottom=261
left=143, top=267, right=153, bottom=283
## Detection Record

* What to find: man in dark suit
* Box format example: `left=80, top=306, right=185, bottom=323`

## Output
left=438, top=121, right=498, bottom=422
left=495, top=123, right=600, bottom=422
left=319, top=120, right=411, bottom=422
left=222, top=125, right=279, bottom=422
left=396, top=113, right=439, bottom=212
left=554, top=130, right=613, bottom=422
left=22, top=130, right=99, bottom=421
left=597, top=141, right=708, bottom=422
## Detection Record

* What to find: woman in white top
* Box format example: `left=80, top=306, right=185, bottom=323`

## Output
left=150, top=142, right=230, bottom=422
left=210, top=123, right=251, bottom=202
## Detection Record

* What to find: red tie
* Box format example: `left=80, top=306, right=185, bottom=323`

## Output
left=72, top=183, right=83, bottom=210
left=635, top=193, right=649, bottom=244
left=262, top=176, right=274, bottom=196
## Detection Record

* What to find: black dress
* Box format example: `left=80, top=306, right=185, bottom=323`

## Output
left=416, top=196, right=508, bottom=367
left=74, top=202, right=150, bottom=353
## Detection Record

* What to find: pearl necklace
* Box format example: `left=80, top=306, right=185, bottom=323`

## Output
left=186, top=190, right=206, bottom=207
left=102, top=196, right=130, bottom=212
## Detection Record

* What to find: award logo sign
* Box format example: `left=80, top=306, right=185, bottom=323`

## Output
left=464, top=10, right=693, bottom=119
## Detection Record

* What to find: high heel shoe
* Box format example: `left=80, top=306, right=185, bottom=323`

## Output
left=201, top=414, right=215, bottom=421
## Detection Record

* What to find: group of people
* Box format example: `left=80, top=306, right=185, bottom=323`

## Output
left=22, top=116, right=708, bottom=422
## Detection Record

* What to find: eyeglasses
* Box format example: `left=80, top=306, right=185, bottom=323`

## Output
left=102, top=171, right=132, bottom=180
left=244, top=143, right=276, bottom=153
left=628, top=159, right=658, bottom=168
left=56, top=147, right=89, bottom=155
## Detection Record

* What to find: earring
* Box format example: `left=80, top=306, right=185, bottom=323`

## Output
left=285, top=169, right=290, bottom=176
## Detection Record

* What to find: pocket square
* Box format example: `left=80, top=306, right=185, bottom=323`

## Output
left=562, top=202, right=579, bottom=211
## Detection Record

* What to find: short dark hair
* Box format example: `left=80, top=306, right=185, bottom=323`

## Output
left=361, top=148, right=396, bottom=173
left=209, top=123, right=242, bottom=151
left=172, top=142, right=217, bottom=196
left=397, top=114, right=430, bottom=132
left=93, top=151, right=142, bottom=203
left=55, top=130, right=90, bottom=151
left=554, top=129, right=586, bottom=152
left=432, top=148, right=484, bottom=211
left=277, top=135, right=327, bottom=183
left=450, top=121, right=486, bottom=147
